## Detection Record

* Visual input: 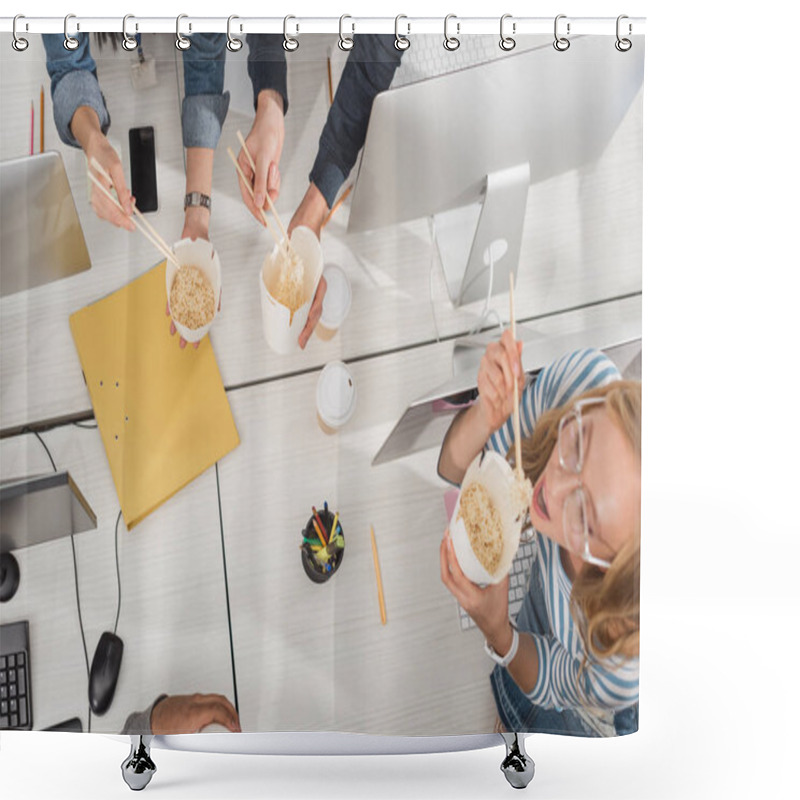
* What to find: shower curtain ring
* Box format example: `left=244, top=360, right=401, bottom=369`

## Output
left=553, top=14, right=570, bottom=51
left=12, top=15, right=29, bottom=51
left=175, top=14, right=191, bottom=51
left=615, top=15, right=633, bottom=51
left=394, top=15, right=410, bottom=50
left=227, top=15, right=243, bottom=51
left=338, top=15, right=355, bottom=51
left=500, top=14, right=516, bottom=51
left=122, top=15, right=138, bottom=51
left=283, top=15, right=299, bottom=51
left=444, top=14, right=460, bottom=51
left=63, top=14, right=79, bottom=51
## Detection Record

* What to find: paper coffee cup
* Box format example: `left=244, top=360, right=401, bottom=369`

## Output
left=259, top=226, right=323, bottom=355
left=165, top=238, right=222, bottom=344
left=316, top=264, right=352, bottom=341
left=449, top=451, right=524, bottom=585
left=316, top=361, right=357, bottom=434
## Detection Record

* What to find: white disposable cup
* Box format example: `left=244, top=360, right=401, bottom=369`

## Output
left=165, top=238, right=222, bottom=344
left=449, top=451, right=524, bottom=585
left=316, top=264, right=352, bottom=341
left=259, top=226, right=323, bottom=355
left=316, top=361, right=357, bottom=434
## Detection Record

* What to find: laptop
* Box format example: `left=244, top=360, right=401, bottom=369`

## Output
left=0, top=151, right=91, bottom=297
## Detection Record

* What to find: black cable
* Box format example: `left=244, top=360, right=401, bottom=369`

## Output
left=113, top=511, right=122, bottom=636
left=71, top=421, right=98, bottom=429
left=215, top=462, right=239, bottom=716
left=26, top=427, right=92, bottom=731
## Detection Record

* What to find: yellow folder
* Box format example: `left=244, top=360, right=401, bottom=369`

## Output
left=69, top=261, right=239, bottom=528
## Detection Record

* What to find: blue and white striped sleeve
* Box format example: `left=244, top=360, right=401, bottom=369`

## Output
left=486, top=348, right=622, bottom=456
left=527, top=636, right=639, bottom=711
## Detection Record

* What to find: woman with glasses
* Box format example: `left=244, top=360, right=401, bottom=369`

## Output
left=437, top=333, right=640, bottom=737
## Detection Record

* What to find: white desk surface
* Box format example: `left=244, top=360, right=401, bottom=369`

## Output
left=217, top=296, right=641, bottom=736
left=0, top=424, right=236, bottom=734
left=1, top=33, right=642, bottom=433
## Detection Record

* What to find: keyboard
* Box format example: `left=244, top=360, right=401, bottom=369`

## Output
left=458, top=539, right=536, bottom=631
left=0, top=620, right=32, bottom=730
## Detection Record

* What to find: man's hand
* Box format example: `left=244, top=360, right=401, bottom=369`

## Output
left=237, top=89, right=285, bottom=226
left=150, top=693, right=241, bottom=735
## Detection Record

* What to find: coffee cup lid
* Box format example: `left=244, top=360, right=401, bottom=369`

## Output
left=319, top=265, right=352, bottom=329
left=316, top=361, right=357, bottom=427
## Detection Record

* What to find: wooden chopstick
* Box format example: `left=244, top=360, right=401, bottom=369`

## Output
left=509, top=272, right=523, bottom=480
left=225, top=147, right=283, bottom=252
left=322, top=184, right=352, bottom=230
left=88, top=157, right=181, bottom=270
left=86, top=171, right=181, bottom=270
left=370, top=525, right=387, bottom=626
left=234, top=131, right=295, bottom=257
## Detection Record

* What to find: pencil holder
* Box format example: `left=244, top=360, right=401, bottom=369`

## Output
left=300, top=506, right=345, bottom=583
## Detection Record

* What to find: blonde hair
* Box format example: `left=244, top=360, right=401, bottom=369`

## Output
left=513, top=380, right=641, bottom=664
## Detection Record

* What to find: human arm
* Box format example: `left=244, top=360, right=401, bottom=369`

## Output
left=121, top=693, right=241, bottom=735
left=440, top=533, right=638, bottom=710
left=437, top=331, right=523, bottom=484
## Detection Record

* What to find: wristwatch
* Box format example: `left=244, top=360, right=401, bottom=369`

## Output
left=184, top=192, right=211, bottom=212
left=484, top=622, right=519, bottom=667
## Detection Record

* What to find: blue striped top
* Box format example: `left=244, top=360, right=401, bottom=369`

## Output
left=485, top=348, right=639, bottom=712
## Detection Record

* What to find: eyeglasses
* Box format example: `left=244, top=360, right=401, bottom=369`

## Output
left=557, top=397, right=614, bottom=570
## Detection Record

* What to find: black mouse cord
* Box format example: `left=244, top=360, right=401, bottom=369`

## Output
left=26, top=427, right=122, bottom=732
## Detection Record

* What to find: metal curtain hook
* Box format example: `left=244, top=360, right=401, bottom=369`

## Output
left=394, top=14, right=410, bottom=51
left=500, top=14, right=516, bottom=51
left=122, top=15, right=137, bottom=52
left=615, top=14, right=632, bottom=51
left=444, top=14, right=460, bottom=51
left=553, top=14, right=570, bottom=51
left=283, top=15, right=299, bottom=52
left=12, top=15, right=29, bottom=51
left=339, top=14, right=354, bottom=51
left=175, top=14, right=190, bottom=51
left=63, top=14, right=79, bottom=51
left=227, top=15, right=243, bottom=52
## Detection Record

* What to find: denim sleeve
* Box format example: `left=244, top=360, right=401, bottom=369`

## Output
left=246, top=35, right=288, bottom=115
left=43, top=34, right=110, bottom=148
left=310, top=34, right=404, bottom=208
left=181, top=33, right=230, bottom=149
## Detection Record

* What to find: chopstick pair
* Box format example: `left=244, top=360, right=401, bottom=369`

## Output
left=509, top=273, right=523, bottom=480
left=227, top=131, right=297, bottom=261
left=88, top=157, right=181, bottom=271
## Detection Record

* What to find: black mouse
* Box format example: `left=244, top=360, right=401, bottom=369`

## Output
left=89, top=631, right=123, bottom=715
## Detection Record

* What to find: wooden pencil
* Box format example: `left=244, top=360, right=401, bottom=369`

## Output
left=370, top=525, right=387, bottom=625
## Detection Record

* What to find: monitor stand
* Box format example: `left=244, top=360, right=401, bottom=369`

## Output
left=434, top=162, right=530, bottom=308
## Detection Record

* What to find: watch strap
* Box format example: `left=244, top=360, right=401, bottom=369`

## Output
left=484, top=623, right=519, bottom=667
left=184, top=192, right=211, bottom=212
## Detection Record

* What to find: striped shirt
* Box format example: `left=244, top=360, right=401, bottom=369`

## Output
left=485, top=348, right=639, bottom=712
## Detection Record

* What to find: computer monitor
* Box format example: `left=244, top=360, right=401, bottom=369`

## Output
left=0, top=152, right=92, bottom=297
left=348, top=35, right=645, bottom=307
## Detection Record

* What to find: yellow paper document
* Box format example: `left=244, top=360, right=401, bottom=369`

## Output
left=69, top=261, right=239, bottom=528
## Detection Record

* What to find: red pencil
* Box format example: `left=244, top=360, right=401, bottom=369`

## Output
left=311, top=506, right=328, bottom=546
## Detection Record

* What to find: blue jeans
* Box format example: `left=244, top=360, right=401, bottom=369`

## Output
left=490, top=548, right=638, bottom=737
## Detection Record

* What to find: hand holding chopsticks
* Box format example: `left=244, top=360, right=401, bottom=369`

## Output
left=88, top=157, right=181, bottom=271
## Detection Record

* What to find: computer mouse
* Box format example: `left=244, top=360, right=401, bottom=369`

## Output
left=89, top=631, right=123, bottom=715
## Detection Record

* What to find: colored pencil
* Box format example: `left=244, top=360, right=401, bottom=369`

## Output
left=327, top=55, right=334, bottom=105
left=311, top=517, right=328, bottom=547
left=311, top=507, right=328, bottom=545
left=39, top=85, right=44, bottom=153
left=330, top=512, right=340, bottom=541
left=370, top=525, right=387, bottom=625
left=30, top=102, right=34, bottom=156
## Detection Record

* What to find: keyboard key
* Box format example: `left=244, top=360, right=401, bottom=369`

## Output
left=0, top=715, right=8, bottom=728
left=17, top=669, right=25, bottom=695
left=1, top=700, right=7, bottom=715
left=8, top=667, right=15, bottom=684
left=0, top=671, right=6, bottom=685
left=10, top=713, right=18, bottom=728
left=7, top=655, right=15, bottom=669
left=0, top=656, right=6, bottom=670
left=9, top=683, right=16, bottom=698
left=0, top=685, right=6, bottom=700
left=17, top=652, right=25, bottom=667
left=9, top=698, right=17, bottom=713
left=19, top=703, right=27, bottom=727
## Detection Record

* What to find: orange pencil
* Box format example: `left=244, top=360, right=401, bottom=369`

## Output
left=39, top=85, right=44, bottom=153
left=311, top=518, right=328, bottom=547
left=370, top=525, right=387, bottom=625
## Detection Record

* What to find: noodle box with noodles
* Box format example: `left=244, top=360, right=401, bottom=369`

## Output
left=449, top=451, right=527, bottom=585
left=165, top=238, right=222, bottom=344
left=259, top=226, right=323, bottom=355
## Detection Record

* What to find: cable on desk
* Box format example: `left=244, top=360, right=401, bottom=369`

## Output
left=113, top=510, right=123, bottom=637
left=25, top=427, right=92, bottom=731
left=72, top=421, right=98, bottom=429
left=215, top=462, right=240, bottom=717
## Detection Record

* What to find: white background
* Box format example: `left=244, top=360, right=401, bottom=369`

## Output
left=2, top=1, right=798, bottom=798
